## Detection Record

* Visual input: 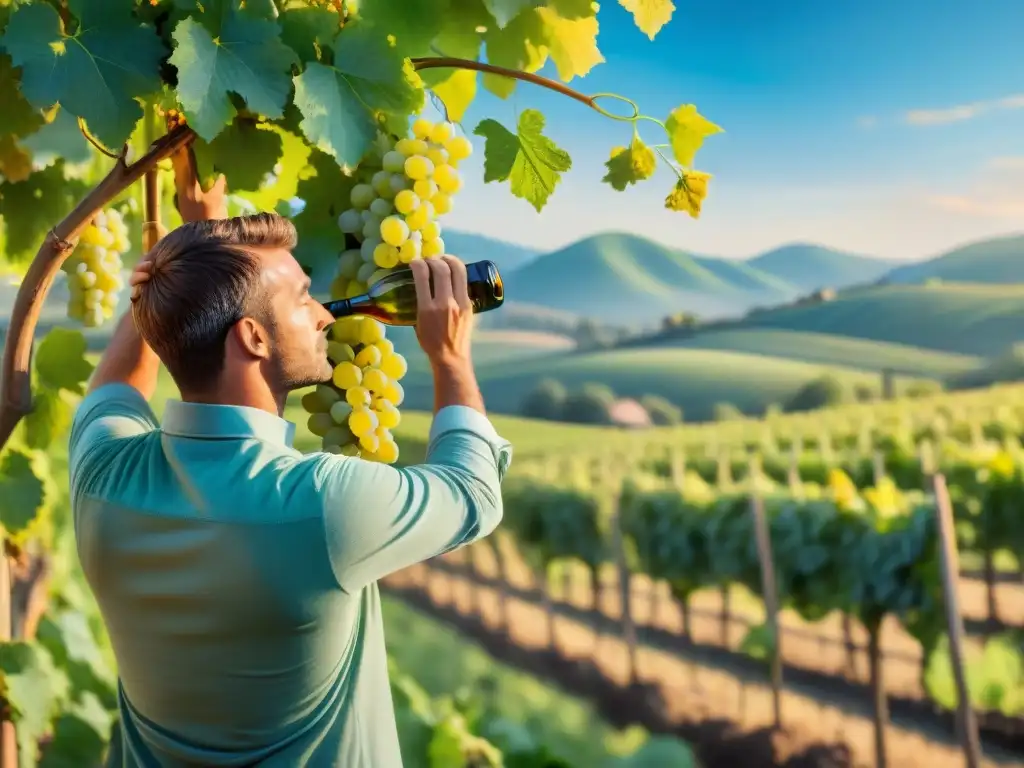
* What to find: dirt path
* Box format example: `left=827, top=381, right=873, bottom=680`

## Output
left=383, top=561, right=1024, bottom=768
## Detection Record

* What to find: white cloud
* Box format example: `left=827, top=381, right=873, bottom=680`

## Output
left=903, top=93, right=1024, bottom=125
left=924, top=156, right=1024, bottom=219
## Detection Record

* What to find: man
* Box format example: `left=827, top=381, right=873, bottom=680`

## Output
left=68, top=144, right=512, bottom=767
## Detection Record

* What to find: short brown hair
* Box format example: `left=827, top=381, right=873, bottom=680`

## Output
left=132, top=213, right=297, bottom=393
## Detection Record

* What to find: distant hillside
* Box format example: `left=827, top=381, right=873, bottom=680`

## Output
left=398, top=346, right=926, bottom=421
left=734, top=283, right=1024, bottom=357
left=882, top=233, right=1024, bottom=285
left=746, top=243, right=895, bottom=293
left=504, top=232, right=796, bottom=325
left=442, top=230, right=541, bottom=273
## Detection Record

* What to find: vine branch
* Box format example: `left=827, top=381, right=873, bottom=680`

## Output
left=0, top=124, right=196, bottom=453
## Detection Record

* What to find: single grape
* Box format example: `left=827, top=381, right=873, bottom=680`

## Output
left=362, top=215, right=384, bottom=241
left=388, top=174, right=410, bottom=196
left=373, top=243, right=400, bottom=269
left=412, top=117, right=434, bottom=139
left=302, top=391, right=326, bottom=413
left=359, top=432, right=380, bottom=453
left=338, top=249, right=363, bottom=279
left=360, top=319, right=386, bottom=345
left=337, top=209, right=362, bottom=233
left=330, top=400, right=354, bottom=425
left=405, top=202, right=434, bottom=231
left=394, top=189, right=420, bottom=215
left=370, top=198, right=394, bottom=217
left=315, top=384, right=341, bottom=409
left=332, top=318, right=362, bottom=344
left=327, top=341, right=355, bottom=364
left=362, top=368, right=390, bottom=393
left=395, top=138, right=418, bottom=156
left=375, top=400, right=401, bottom=429
left=430, top=121, right=455, bottom=144
left=380, top=216, right=410, bottom=247
left=361, top=237, right=382, bottom=262
left=413, top=179, right=438, bottom=200
left=346, top=385, right=372, bottom=408
left=380, top=352, right=408, bottom=380
left=398, top=239, right=421, bottom=263
left=375, top=339, right=395, bottom=355
left=445, top=135, right=473, bottom=162
left=382, top=150, right=407, bottom=173
left=376, top=438, right=400, bottom=464
left=433, top=164, right=462, bottom=194
left=350, top=183, right=375, bottom=209
left=422, top=237, right=445, bottom=259
left=348, top=407, right=378, bottom=437
left=383, top=380, right=405, bottom=406
left=355, top=345, right=383, bottom=369
left=308, top=412, right=334, bottom=437
left=404, top=155, right=434, bottom=181
left=333, top=361, right=362, bottom=389
left=426, top=147, right=449, bottom=167
left=420, top=220, right=441, bottom=241
left=432, top=192, right=452, bottom=215
left=356, top=261, right=378, bottom=284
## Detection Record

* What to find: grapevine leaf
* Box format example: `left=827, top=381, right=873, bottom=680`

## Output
left=550, top=0, right=599, bottom=17
left=169, top=14, right=298, bottom=142
left=430, top=70, right=477, bottom=123
left=665, top=104, right=723, bottom=167
left=236, top=125, right=312, bottom=212
left=535, top=6, right=604, bottom=82
left=0, top=641, right=70, bottom=768
left=359, top=0, right=449, bottom=57
left=292, top=24, right=424, bottom=169
left=618, top=0, right=675, bottom=39
left=664, top=170, right=711, bottom=219
left=0, top=134, right=32, bottom=183
left=192, top=119, right=283, bottom=192
left=0, top=162, right=90, bottom=265
left=474, top=109, right=571, bottom=212
left=35, top=327, right=94, bottom=393
left=38, top=693, right=112, bottom=768
left=482, top=10, right=548, bottom=98
left=482, top=0, right=539, bottom=27
left=0, top=447, right=51, bottom=536
left=292, top=148, right=350, bottom=280
left=0, top=53, right=44, bottom=138
left=23, top=388, right=73, bottom=451
left=420, top=7, right=487, bottom=118
left=602, top=137, right=656, bottom=191
left=20, top=106, right=92, bottom=170
left=0, top=2, right=166, bottom=148
left=279, top=5, right=341, bottom=63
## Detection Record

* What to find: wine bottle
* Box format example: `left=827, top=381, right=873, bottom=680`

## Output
left=323, top=259, right=505, bottom=326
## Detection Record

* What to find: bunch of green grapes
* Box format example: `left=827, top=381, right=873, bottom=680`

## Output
left=303, top=117, right=472, bottom=463
left=331, top=117, right=472, bottom=301
left=62, top=208, right=130, bottom=328
left=302, top=315, right=409, bottom=463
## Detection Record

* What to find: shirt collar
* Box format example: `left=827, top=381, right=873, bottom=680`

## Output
left=162, top=399, right=296, bottom=447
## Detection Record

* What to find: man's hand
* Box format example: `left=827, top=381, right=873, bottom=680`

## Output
left=171, top=146, right=228, bottom=223
left=411, top=256, right=485, bottom=415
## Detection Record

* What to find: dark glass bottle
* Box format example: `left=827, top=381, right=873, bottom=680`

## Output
left=323, top=259, right=505, bottom=326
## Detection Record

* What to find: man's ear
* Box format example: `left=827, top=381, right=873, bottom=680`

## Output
left=232, top=317, right=272, bottom=360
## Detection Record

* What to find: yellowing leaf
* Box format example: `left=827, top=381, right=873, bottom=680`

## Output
left=0, top=135, right=32, bottom=183
left=474, top=109, right=572, bottom=212
left=535, top=6, right=604, bottom=82
left=664, top=170, right=711, bottom=219
left=618, top=0, right=675, bottom=39
left=602, top=137, right=656, bottom=191
left=483, top=9, right=549, bottom=98
left=431, top=69, right=478, bottom=122
left=665, top=104, right=723, bottom=167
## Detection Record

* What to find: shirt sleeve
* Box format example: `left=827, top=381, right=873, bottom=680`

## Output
left=68, top=383, right=160, bottom=484
left=316, top=405, right=513, bottom=593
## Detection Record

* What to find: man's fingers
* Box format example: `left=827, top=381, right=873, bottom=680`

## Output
left=426, top=257, right=453, bottom=305
left=409, top=258, right=433, bottom=308
left=443, top=255, right=471, bottom=311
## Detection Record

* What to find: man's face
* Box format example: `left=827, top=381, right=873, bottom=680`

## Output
left=255, top=246, right=334, bottom=392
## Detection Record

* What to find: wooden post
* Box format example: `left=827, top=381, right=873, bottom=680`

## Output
left=932, top=474, right=983, bottom=768
left=866, top=618, right=889, bottom=768
left=750, top=488, right=783, bottom=729
left=606, top=460, right=639, bottom=686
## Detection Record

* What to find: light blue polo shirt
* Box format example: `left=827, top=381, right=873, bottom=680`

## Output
left=67, top=382, right=512, bottom=767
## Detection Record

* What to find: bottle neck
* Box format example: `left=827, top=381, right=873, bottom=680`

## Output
left=324, top=292, right=372, bottom=318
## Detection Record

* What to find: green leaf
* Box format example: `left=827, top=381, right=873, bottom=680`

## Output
left=279, top=5, right=341, bottom=63
left=482, top=9, right=548, bottom=98
left=0, top=134, right=32, bottom=183
left=34, top=327, right=94, bottom=393
left=602, top=137, right=656, bottom=191
left=618, top=0, right=675, bottom=39
left=169, top=13, right=298, bottom=142
left=38, top=693, right=112, bottom=768
left=0, top=53, right=44, bottom=139
left=236, top=125, right=312, bottom=212
left=359, top=0, right=450, bottom=57
left=292, top=149, right=350, bottom=281
left=0, top=162, right=89, bottom=265
left=23, top=388, right=73, bottom=451
left=20, top=106, right=91, bottom=170
left=0, top=641, right=70, bottom=768
left=664, top=104, right=723, bottom=167
left=0, top=2, right=166, bottom=148
left=418, top=3, right=487, bottom=119
left=473, top=109, right=571, bottom=212
left=193, top=119, right=283, bottom=191
left=0, top=447, right=51, bottom=536
left=482, top=0, right=539, bottom=27
left=292, top=23, right=424, bottom=170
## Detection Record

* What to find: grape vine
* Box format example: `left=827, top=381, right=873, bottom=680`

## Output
left=0, top=0, right=719, bottom=762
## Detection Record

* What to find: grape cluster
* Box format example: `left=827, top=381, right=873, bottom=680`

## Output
left=302, top=117, right=473, bottom=464
left=331, top=118, right=471, bottom=301
left=302, top=315, right=409, bottom=463
left=62, top=208, right=129, bottom=328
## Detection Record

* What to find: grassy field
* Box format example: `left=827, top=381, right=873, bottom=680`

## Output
left=655, top=328, right=981, bottom=377
left=398, top=345, right=923, bottom=422
left=735, top=282, right=1024, bottom=357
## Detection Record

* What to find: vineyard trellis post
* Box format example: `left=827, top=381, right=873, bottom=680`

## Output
left=932, top=473, right=983, bottom=768
left=748, top=480, right=784, bottom=730
left=605, top=457, right=639, bottom=687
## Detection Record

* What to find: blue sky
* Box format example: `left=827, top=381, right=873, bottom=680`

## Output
left=430, top=0, right=1024, bottom=261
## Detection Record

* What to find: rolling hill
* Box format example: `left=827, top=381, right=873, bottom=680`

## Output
left=397, top=346, right=926, bottom=422
left=882, top=233, right=1024, bottom=285
left=502, top=233, right=900, bottom=326
left=733, top=282, right=1024, bottom=357
left=746, top=243, right=896, bottom=292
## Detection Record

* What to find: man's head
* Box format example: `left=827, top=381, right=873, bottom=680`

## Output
left=132, top=213, right=334, bottom=403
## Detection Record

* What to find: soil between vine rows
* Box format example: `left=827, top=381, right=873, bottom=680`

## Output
left=382, top=562, right=1024, bottom=768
